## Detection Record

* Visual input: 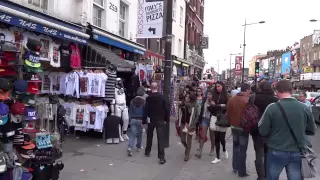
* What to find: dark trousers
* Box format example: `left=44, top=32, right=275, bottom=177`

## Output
left=145, top=121, right=165, bottom=159
left=232, top=128, right=249, bottom=176
left=252, top=135, right=268, bottom=179
left=214, top=131, right=226, bottom=159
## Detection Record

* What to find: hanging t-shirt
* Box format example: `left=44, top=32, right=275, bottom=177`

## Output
left=9, top=27, right=24, bottom=49
left=146, top=64, right=154, bottom=83
left=99, top=73, right=108, bottom=97
left=0, top=28, right=15, bottom=43
left=49, top=42, right=61, bottom=67
left=36, top=35, right=52, bottom=61
left=74, top=105, right=85, bottom=127
left=69, top=43, right=81, bottom=68
left=94, top=106, right=105, bottom=132
left=88, top=73, right=101, bottom=96
left=139, top=64, right=147, bottom=82
left=79, top=71, right=90, bottom=96
left=86, top=105, right=96, bottom=129
left=65, top=72, right=80, bottom=98
left=63, top=102, right=76, bottom=126
left=48, top=72, right=60, bottom=94
left=38, top=72, right=51, bottom=94
left=60, top=44, right=71, bottom=69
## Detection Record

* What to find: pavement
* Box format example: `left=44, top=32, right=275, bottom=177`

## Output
left=59, top=122, right=320, bottom=180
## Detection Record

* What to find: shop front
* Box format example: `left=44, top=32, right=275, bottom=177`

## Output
left=0, top=1, right=91, bottom=179
left=193, top=55, right=206, bottom=79
left=172, top=55, right=191, bottom=77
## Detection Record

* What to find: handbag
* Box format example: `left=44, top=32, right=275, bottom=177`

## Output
left=215, top=113, right=230, bottom=127
left=209, top=115, right=217, bottom=130
left=276, top=102, right=317, bottom=178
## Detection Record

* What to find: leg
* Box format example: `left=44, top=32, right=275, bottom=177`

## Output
left=195, top=122, right=199, bottom=140
left=195, top=125, right=208, bottom=158
left=180, top=125, right=187, bottom=148
left=285, top=152, right=302, bottom=180
left=184, top=134, right=192, bottom=161
left=267, top=150, right=288, bottom=180
left=214, top=131, right=221, bottom=159
left=122, top=107, right=129, bottom=140
left=220, top=131, right=226, bottom=152
left=136, top=120, right=143, bottom=149
left=156, top=122, right=165, bottom=160
left=209, top=129, right=215, bottom=156
left=238, top=130, right=249, bottom=177
left=252, top=135, right=266, bottom=179
left=145, top=123, right=155, bottom=156
left=232, top=128, right=240, bottom=172
left=128, top=120, right=137, bottom=150
left=118, top=124, right=124, bottom=142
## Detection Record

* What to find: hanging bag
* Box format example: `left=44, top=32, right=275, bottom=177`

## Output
left=240, top=94, right=260, bottom=133
left=276, top=102, right=317, bottom=179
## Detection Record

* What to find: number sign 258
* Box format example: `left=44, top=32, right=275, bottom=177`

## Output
left=109, top=3, right=118, bottom=12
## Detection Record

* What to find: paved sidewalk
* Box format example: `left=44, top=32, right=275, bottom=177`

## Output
left=59, top=123, right=320, bottom=180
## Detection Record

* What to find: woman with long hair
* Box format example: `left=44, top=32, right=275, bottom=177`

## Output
left=195, top=89, right=216, bottom=158
left=195, top=88, right=204, bottom=140
left=209, top=81, right=229, bottom=164
left=177, top=93, right=199, bottom=161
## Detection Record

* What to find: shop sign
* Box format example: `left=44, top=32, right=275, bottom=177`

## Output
left=300, top=73, right=312, bottom=80
left=312, top=72, right=320, bottom=80
left=0, top=12, right=87, bottom=44
left=304, top=66, right=313, bottom=73
left=117, top=67, right=133, bottom=72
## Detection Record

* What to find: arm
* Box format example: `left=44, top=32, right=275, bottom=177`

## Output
left=142, top=98, right=149, bottom=125
left=128, top=102, right=133, bottom=122
left=258, top=104, right=273, bottom=136
left=226, top=99, right=232, bottom=123
left=305, top=107, right=316, bottom=136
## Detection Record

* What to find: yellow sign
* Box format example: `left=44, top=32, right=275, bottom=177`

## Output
left=304, top=67, right=313, bottom=73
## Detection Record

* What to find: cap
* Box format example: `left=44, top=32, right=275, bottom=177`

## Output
left=10, top=114, right=22, bottom=124
left=0, top=91, right=9, bottom=101
left=23, top=106, right=37, bottom=120
left=24, top=51, right=41, bottom=68
left=13, top=80, right=28, bottom=94
left=10, top=102, right=26, bottom=116
left=24, top=73, right=41, bottom=83
left=0, top=67, right=16, bottom=76
left=20, top=149, right=35, bottom=159
left=21, top=95, right=36, bottom=106
left=0, top=78, right=11, bottom=92
left=27, top=82, right=39, bottom=94
left=0, top=103, right=9, bottom=125
left=26, top=38, right=41, bottom=53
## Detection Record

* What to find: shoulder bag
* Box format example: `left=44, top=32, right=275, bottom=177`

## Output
left=276, top=102, right=316, bottom=179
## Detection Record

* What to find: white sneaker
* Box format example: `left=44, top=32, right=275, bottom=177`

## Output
left=122, top=134, right=129, bottom=140
left=136, top=147, right=144, bottom=152
left=120, top=136, right=125, bottom=142
left=224, top=151, right=229, bottom=159
left=211, top=158, right=221, bottom=164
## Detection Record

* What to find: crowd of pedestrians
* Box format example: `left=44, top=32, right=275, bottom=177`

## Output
left=125, top=79, right=316, bottom=180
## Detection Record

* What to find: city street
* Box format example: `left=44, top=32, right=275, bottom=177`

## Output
left=60, top=122, right=320, bottom=180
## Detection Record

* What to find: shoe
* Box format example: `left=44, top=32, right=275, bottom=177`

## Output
left=136, top=147, right=143, bottom=152
left=120, top=136, right=125, bottom=142
left=159, top=158, right=166, bottom=164
left=122, top=134, right=129, bottom=140
left=184, top=155, right=190, bottom=161
left=145, top=152, right=150, bottom=157
left=127, top=149, right=132, bottom=157
left=224, top=151, right=229, bottom=159
left=195, top=149, right=202, bottom=158
left=211, top=158, right=221, bottom=164
left=239, top=172, right=250, bottom=177
left=209, top=149, right=215, bottom=156
left=233, top=169, right=237, bottom=173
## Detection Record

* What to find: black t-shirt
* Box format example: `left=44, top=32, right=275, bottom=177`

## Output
left=59, top=44, right=71, bottom=70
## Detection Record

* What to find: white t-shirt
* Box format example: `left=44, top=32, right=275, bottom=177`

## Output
left=74, top=104, right=85, bottom=127
left=0, top=28, right=14, bottom=43
left=59, top=72, right=67, bottom=94
left=94, top=106, right=105, bottom=132
left=38, top=72, right=51, bottom=94
left=99, top=73, right=108, bottom=97
left=79, top=72, right=90, bottom=96
left=86, top=105, right=96, bottom=129
left=36, top=35, right=52, bottom=61
left=65, top=72, right=80, bottom=98
left=49, top=42, right=61, bottom=67
left=88, top=73, right=101, bottom=96
left=48, top=72, right=60, bottom=94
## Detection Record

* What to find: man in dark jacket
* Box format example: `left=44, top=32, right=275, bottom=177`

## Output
left=253, top=82, right=278, bottom=180
left=143, top=82, right=169, bottom=164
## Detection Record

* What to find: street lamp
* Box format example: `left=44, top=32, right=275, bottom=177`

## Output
left=242, top=19, right=265, bottom=82
left=229, top=53, right=241, bottom=79
left=310, top=19, right=318, bottom=22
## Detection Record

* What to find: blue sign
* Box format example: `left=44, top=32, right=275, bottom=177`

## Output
left=281, top=52, right=291, bottom=75
left=93, top=33, right=145, bottom=55
left=0, top=12, right=87, bottom=44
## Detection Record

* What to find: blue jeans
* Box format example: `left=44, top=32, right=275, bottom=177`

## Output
left=267, top=150, right=302, bottom=180
left=128, top=119, right=143, bottom=149
left=232, top=128, right=249, bottom=176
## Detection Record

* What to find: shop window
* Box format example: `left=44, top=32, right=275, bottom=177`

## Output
left=28, top=0, right=48, bottom=10
left=173, top=0, right=176, bottom=20
left=119, top=2, right=128, bottom=37
left=93, top=5, right=103, bottom=27
left=314, top=52, right=317, bottom=61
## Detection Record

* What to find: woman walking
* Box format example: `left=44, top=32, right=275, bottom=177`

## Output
left=195, top=88, right=204, bottom=140
left=195, top=89, right=216, bottom=158
left=177, top=93, right=199, bottom=161
left=209, top=81, right=229, bottom=164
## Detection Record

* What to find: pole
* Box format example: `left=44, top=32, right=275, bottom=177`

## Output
left=229, top=54, right=232, bottom=79
left=218, top=60, right=220, bottom=75
left=163, top=0, right=173, bottom=148
left=242, top=18, right=247, bottom=83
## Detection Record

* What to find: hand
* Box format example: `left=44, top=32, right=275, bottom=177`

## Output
left=211, top=101, right=216, bottom=105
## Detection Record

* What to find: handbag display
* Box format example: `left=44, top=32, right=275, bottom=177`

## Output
left=277, top=102, right=316, bottom=179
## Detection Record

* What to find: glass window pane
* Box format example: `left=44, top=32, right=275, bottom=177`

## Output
left=33, top=0, right=41, bottom=6
left=41, top=0, right=48, bottom=10
left=94, top=0, right=103, bottom=6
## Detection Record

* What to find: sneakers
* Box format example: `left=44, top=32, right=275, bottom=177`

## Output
left=120, top=136, right=125, bottom=142
left=195, top=149, right=202, bottom=158
left=209, top=149, right=215, bottom=156
left=145, top=152, right=150, bottom=157
left=127, top=149, right=132, bottom=157
left=211, top=158, right=221, bottom=164
left=224, top=151, right=229, bottom=159
left=159, top=158, right=166, bottom=164
left=122, top=134, right=129, bottom=140
left=136, top=147, right=143, bottom=152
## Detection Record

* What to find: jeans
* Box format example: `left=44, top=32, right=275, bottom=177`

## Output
left=145, top=121, right=165, bottom=159
left=232, top=128, right=249, bottom=176
left=128, top=119, right=143, bottom=149
left=267, top=150, right=302, bottom=180
left=252, top=135, right=268, bottom=179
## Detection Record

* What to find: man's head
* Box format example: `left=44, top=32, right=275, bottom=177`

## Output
left=275, top=80, right=292, bottom=99
left=137, top=87, right=145, bottom=97
left=150, top=82, right=158, bottom=92
left=299, top=91, right=307, bottom=102
left=240, top=83, right=251, bottom=96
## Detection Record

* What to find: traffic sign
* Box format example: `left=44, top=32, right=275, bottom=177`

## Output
left=137, top=0, right=164, bottom=38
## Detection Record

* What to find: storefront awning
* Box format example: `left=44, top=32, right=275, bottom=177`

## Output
left=0, top=1, right=89, bottom=44
left=86, top=42, right=135, bottom=72
left=91, top=27, right=146, bottom=55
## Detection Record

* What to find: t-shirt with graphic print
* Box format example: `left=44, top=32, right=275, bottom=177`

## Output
left=49, top=42, right=61, bottom=67
left=35, top=35, right=52, bottom=61
left=74, top=105, right=85, bottom=127
left=85, top=105, right=96, bottom=129
left=60, top=44, right=71, bottom=70
left=88, top=73, right=101, bottom=96
left=63, top=102, right=76, bottom=126
left=65, top=72, right=80, bottom=98
left=59, top=72, right=67, bottom=94
left=0, top=28, right=14, bottom=43
left=99, top=73, right=108, bottom=97
left=38, top=72, right=51, bottom=94
left=48, top=72, right=60, bottom=94
left=79, top=71, right=90, bottom=96
left=94, top=106, right=105, bottom=132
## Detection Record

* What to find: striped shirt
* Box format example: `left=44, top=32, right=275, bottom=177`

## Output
left=105, top=70, right=117, bottom=101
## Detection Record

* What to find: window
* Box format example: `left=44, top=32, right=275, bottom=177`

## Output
left=93, top=5, right=103, bottom=27
left=314, top=52, right=317, bottom=60
left=180, top=7, right=183, bottom=25
left=172, top=35, right=175, bottom=54
left=28, top=0, right=48, bottom=10
left=119, top=2, right=127, bottom=37
left=157, top=39, right=160, bottom=53
left=93, top=0, right=103, bottom=7
left=172, top=0, right=176, bottom=19
left=178, top=39, right=182, bottom=57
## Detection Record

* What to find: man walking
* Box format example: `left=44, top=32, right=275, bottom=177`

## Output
left=143, top=82, right=169, bottom=164
left=259, top=80, right=315, bottom=180
left=227, top=83, right=251, bottom=177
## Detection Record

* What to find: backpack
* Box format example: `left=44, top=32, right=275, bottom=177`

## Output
left=240, top=95, right=260, bottom=133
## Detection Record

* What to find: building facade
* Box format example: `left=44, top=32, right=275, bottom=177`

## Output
left=248, top=54, right=266, bottom=77
left=300, top=35, right=313, bottom=72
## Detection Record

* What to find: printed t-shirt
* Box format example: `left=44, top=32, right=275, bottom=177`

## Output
left=0, top=28, right=14, bottom=43
left=85, top=105, right=96, bottom=129
left=38, top=72, right=51, bottom=94
left=59, top=72, right=67, bottom=94
left=48, top=72, right=60, bottom=94
left=74, top=105, right=85, bottom=127
left=65, top=72, right=80, bottom=98
left=88, top=73, right=101, bottom=96
left=79, top=72, right=90, bottom=96
left=49, top=42, right=61, bottom=67
left=94, top=106, right=105, bottom=132
left=63, top=103, right=76, bottom=126
left=60, top=44, right=70, bottom=69
left=36, top=35, right=52, bottom=61
left=69, top=43, right=81, bottom=68
left=99, top=73, right=108, bottom=97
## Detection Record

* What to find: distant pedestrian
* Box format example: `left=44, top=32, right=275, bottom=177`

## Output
left=143, top=82, right=169, bottom=164
left=227, top=83, right=251, bottom=177
left=231, top=86, right=240, bottom=97
left=298, top=91, right=313, bottom=148
left=259, top=80, right=315, bottom=180
left=127, top=88, right=146, bottom=156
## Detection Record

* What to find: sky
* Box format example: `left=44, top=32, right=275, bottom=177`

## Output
left=203, top=0, right=320, bottom=73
